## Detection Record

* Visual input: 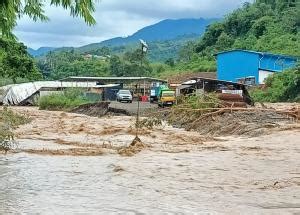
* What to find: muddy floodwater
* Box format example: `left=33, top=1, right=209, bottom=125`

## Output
left=0, top=107, right=300, bottom=214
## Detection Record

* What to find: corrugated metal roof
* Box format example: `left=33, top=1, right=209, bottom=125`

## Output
left=185, top=77, right=249, bottom=86
left=216, top=49, right=299, bottom=60
left=0, top=81, right=120, bottom=105
left=60, top=76, right=167, bottom=83
left=168, top=72, right=216, bottom=84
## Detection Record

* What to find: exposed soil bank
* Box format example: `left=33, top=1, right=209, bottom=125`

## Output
left=71, top=102, right=132, bottom=117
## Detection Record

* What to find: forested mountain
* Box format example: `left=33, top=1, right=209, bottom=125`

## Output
left=28, top=18, right=219, bottom=59
left=27, top=47, right=56, bottom=57
left=79, top=18, right=218, bottom=50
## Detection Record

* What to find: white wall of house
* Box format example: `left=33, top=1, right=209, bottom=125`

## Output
left=258, top=70, right=274, bottom=84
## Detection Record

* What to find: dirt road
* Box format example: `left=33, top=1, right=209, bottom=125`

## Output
left=0, top=107, right=300, bottom=213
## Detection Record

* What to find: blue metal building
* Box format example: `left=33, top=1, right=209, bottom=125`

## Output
left=216, top=50, right=298, bottom=85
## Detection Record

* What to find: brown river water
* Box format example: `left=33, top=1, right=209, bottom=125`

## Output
left=0, top=107, right=299, bottom=214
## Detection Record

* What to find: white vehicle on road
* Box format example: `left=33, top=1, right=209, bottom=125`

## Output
left=116, top=90, right=133, bottom=103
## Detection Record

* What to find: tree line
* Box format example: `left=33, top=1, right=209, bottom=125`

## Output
left=0, top=0, right=299, bottom=83
left=37, top=48, right=157, bottom=79
left=0, top=38, right=41, bottom=83
left=199, top=1, right=298, bottom=56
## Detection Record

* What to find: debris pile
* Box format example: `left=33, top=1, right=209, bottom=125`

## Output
left=137, top=117, right=162, bottom=129
left=168, top=107, right=298, bottom=136
left=147, top=94, right=299, bottom=137
left=118, top=137, right=148, bottom=157
left=218, top=93, right=248, bottom=108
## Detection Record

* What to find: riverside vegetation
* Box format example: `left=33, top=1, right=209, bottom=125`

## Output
left=251, top=68, right=300, bottom=102
left=0, top=107, right=30, bottom=152
left=38, top=89, right=94, bottom=111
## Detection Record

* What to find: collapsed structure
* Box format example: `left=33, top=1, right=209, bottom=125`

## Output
left=0, top=81, right=118, bottom=105
left=176, top=77, right=253, bottom=105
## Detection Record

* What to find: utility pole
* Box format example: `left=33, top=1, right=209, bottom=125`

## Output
left=134, top=39, right=148, bottom=140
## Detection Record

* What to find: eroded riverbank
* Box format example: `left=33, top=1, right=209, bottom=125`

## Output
left=0, top=107, right=299, bottom=213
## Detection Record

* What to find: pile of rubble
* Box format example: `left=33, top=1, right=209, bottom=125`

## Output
left=167, top=106, right=299, bottom=136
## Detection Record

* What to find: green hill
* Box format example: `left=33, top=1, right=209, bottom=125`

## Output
left=163, top=0, right=299, bottom=77
left=195, top=0, right=299, bottom=57
left=84, top=34, right=200, bottom=62
left=76, top=18, right=218, bottom=51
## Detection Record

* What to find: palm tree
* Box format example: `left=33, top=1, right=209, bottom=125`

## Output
left=0, top=0, right=96, bottom=38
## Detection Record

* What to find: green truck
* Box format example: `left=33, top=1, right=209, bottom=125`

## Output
left=157, top=85, right=176, bottom=107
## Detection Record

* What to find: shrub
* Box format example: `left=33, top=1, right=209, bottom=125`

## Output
left=176, top=93, right=220, bottom=109
left=39, top=88, right=91, bottom=111
left=0, top=124, right=15, bottom=153
left=251, top=69, right=300, bottom=102
left=0, top=107, right=30, bottom=152
left=0, top=107, right=30, bottom=128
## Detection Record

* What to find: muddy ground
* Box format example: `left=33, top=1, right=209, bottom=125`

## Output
left=1, top=106, right=300, bottom=213
left=109, top=101, right=158, bottom=115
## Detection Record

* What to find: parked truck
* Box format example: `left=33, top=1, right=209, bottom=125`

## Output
left=150, top=86, right=160, bottom=103
left=157, top=85, right=176, bottom=107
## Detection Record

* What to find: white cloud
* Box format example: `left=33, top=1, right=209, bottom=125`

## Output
left=14, top=0, right=252, bottom=49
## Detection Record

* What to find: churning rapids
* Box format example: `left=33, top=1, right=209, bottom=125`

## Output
left=0, top=107, right=299, bottom=214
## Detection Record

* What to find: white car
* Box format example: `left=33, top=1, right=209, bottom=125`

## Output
left=116, top=90, right=133, bottom=103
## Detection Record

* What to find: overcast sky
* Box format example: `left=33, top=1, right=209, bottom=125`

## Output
left=14, top=0, right=251, bottom=49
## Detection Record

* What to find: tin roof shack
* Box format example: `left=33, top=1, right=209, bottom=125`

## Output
left=179, top=77, right=253, bottom=105
left=216, top=50, right=298, bottom=85
left=168, top=72, right=217, bottom=90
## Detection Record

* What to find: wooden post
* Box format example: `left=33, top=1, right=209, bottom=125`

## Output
left=143, top=79, right=146, bottom=96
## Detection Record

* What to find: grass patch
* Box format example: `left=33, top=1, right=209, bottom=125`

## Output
left=38, top=88, right=92, bottom=111
left=0, top=107, right=30, bottom=127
